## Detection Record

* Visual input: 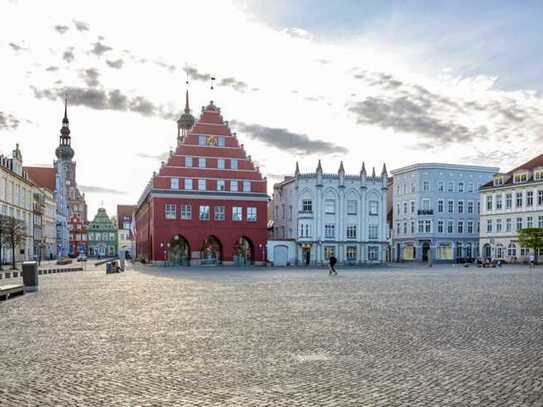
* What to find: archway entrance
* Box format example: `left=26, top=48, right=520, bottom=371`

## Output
left=201, top=236, right=222, bottom=265
left=169, top=235, right=190, bottom=266
left=234, top=237, right=254, bottom=265
left=483, top=244, right=491, bottom=259
left=422, top=241, right=431, bottom=262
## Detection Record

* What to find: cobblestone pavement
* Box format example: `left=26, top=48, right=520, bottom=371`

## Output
left=1, top=264, right=543, bottom=406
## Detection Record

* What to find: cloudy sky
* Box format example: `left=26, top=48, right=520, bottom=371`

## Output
left=1, top=0, right=543, bottom=218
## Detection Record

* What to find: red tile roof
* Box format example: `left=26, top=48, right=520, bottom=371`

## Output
left=24, top=166, right=56, bottom=192
left=117, top=204, right=136, bottom=229
left=481, top=153, right=543, bottom=189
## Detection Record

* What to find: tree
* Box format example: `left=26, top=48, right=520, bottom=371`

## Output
left=1, top=216, right=26, bottom=270
left=518, top=228, right=543, bottom=264
left=0, top=215, right=8, bottom=271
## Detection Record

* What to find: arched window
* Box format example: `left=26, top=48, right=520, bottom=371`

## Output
left=508, top=243, right=517, bottom=257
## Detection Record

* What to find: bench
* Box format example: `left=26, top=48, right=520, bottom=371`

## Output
left=0, top=284, right=25, bottom=301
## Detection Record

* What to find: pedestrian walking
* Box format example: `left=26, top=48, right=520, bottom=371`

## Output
left=529, top=253, right=535, bottom=268
left=329, top=255, right=337, bottom=276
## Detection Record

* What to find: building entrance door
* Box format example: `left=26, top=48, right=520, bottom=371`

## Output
left=302, top=246, right=311, bottom=265
left=422, top=241, right=430, bottom=262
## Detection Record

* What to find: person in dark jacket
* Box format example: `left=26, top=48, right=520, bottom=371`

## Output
left=329, top=255, right=338, bottom=276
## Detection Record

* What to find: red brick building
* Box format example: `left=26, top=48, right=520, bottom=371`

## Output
left=135, top=94, right=268, bottom=265
left=68, top=214, right=87, bottom=256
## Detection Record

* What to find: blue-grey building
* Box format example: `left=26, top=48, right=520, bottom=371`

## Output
left=391, top=163, right=498, bottom=263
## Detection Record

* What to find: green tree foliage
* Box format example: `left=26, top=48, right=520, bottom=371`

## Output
left=518, top=228, right=543, bottom=263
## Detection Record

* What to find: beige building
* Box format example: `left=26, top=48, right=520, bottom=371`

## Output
left=0, top=144, right=35, bottom=266
left=480, top=153, right=543, bottom=262
left=41, top=187, right=57, bottom=260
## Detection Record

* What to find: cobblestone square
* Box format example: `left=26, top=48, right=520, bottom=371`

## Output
left=1, top=264, right=543, bottom=406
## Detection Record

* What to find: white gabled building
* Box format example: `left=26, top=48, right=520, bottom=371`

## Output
left=269, top=160, right=389, bottom=265
left=480, top=153, right=543, bottom=262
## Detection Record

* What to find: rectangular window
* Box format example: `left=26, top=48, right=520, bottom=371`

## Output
left=243, top=181, right=251, bottom=192
left=527, top=216, right=533, bottom=228
left=467, top=220, right=473, bottom=234
left=487, top=219, right=492, bottom=233
left=506, top=218, right=512, bottom=232
left=403, top=222, right=407, bottom=234
left=302, top=200, right=312, bottom=213
left=438, top=220, right=444, bottom=233
left=232, top=206, right=242, bottom=221
left=347, top=200, right=357, bottom=215
left=403, top=202, right=408, bottom=214
left=198, top=179, right=206, bottom=191
left=198, top=157, right=206, bottom=168
left=458, top=182, right=464, bottom=192
left=410, top=201, right=415, bottom=213
left=165, top=204, right=176, bottom=219
left=369, top=200, right=379, bottom=215
left=347, top=224, right=357, bottom=239
left=214, top=206, right=225, bottom=221
left=170, top=177, right=179, bottom=190
left=230, top=180, right=238, bottom=192
left=422, top=199, right=431, bottom=210
left=458, top=201, right=464, bottom=213
left=199, top=205, right=210, bottom=220
left=247, top=207, right=257, bottom=222
left=218, top=159, right=225, bottom=169
left=368, top=225, right=378, bottom=240
left=418, top=220, right=424, bottom=233
left=516, top=192, right=523, bottom=208
left=324, top=245, right=335, bottom=259
left=437, top=243, right=453, bottom=260
left=325, top=199, right=336, bottom=214
left=438, top=200, right=444, bottom=213
left=410, top=221, right=415, bottom=234
left=516, top=217, right=523, bottom=231
left=438, top=181, right=444, bottom=192
left=527, top=191, right=533, bottom=207
left=506, top=193, right=512, bottom=209
left=496, top=218, right=502, bottom=232
left=198, top=135, right=206, bottom=146
left=218, top=136, right=225, bottom=147
left=184, top=178, right=193, bottom=190
left=467, top=201, right=474, bottom=214
left=467, top=182, right=473, bottom=192
left=217, top=179, right=225, bottom=191
left=538, top=191, right=543, bottom=206
left=447, top=220, right=453, bottom=233
left=486, top=195, right=493, bottom=211
left=448, top=200, right=454, bottom=213
left=496, top=194, right=502, bottom=210
left=185, top=156, right=192, bottom=167
left=457, top=221, right=464, bottom=234
left=368, top=246, right=379, bottom=261
left=423, top=220, right=430, bottom=233
left=181, top=204, right=191, bottom=220
left=346, top=246, right=357, bottom=261
left=325, top=224, right=335, bottom=239
left=396, top=222, right=400, bottom=234
left=539, top=216, right=543, bottom=228
left=231, top=159, right=238, bottom=170
left=447, top=182, right=454, bottom=192
left=423, top=180, right=430, bottom=192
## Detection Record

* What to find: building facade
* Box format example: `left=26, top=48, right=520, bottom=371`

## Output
left=69, top=214, right=87, bottom=256
left=117, top=205, right=136, bottom=259
left=480, top=153, right=543, bottom=262
left=88, top=208, right=117, bottom=258
left=135, top=94, right=268, bottom=266
left=391, top=163, right=498, bottom=262
left=0, top=144, right=35, bottom=266
left=270, top=161, right=389, bottom=265
left=25, top=97, right=87, bottom=258
left=41, top=188, right=57, bottom=260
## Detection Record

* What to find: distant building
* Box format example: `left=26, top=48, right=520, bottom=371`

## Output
left=480, top=153, right=543, bottom=262
left=135, top=93, right=268, bottom=265
left=69, top=214, right=87, bottom=256
left=270, top=161, right=389, bottom=265
left=117, top=204, right=136, bottom=258
left=88, top=208, right=117, bottom=258
left=25, top=97, right=87, bottom=258
left=41, top=188, right=57, bottom=260
left=391, top=163, right=498, bottom=262
left=0, top=144, right=35, bottom=265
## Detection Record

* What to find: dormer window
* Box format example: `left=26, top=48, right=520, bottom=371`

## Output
left=513, top=172, right=529, bottom=184
left=534, top=168, right=543, bottom=181
left=494, top=176, right=504, bottom=186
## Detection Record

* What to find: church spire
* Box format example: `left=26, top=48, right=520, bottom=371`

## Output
left=60, top=95, right=70, bottom=138
left=56, top=95, right=74, bottom=160
left=177, top=89, right=195, bottom=142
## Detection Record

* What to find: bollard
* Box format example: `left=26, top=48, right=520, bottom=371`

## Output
left=22, top=261, right=39, bottom=292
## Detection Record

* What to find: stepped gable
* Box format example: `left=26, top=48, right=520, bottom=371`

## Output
left=153, top=100, right=265, bottom=192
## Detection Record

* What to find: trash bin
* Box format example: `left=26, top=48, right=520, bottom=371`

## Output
left=22, top=261, right=39, bottom=292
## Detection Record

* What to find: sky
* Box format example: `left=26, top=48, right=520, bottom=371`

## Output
left=1, top=0, right=543, bottom=219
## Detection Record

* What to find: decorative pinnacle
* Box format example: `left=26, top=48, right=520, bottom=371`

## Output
left=361, top=162, right=366, bottom=176
left=381, top=163, right=388, bottom=176
left=371, top=167, right=376, bottom=177
left=295, top=161, right=300, bottom=176
left=63, top=94, right=69, bottom=124
left=338, top=160, right=345, bottom=174
left=316, top=159, right=322, bottom=173
left=184, top=90, right=190, bottom=113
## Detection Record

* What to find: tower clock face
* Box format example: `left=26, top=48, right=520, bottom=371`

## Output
left=207, top=136, right=218, bottom=146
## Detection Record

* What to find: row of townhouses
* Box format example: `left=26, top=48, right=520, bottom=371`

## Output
left=267, top=155, right=543, bottom=266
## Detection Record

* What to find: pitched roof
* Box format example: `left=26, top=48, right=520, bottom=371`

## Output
left=116, top=204, right=136, bottom=229
left=480, top=153, right=543, bottom=189
left=24, top=166, right=56, bottom=192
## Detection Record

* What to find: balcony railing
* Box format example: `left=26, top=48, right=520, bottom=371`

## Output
left=417, top=209, right=434, bottom=215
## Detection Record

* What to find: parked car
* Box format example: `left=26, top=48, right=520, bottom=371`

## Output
left=77, top=255, right=87, bottom=262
